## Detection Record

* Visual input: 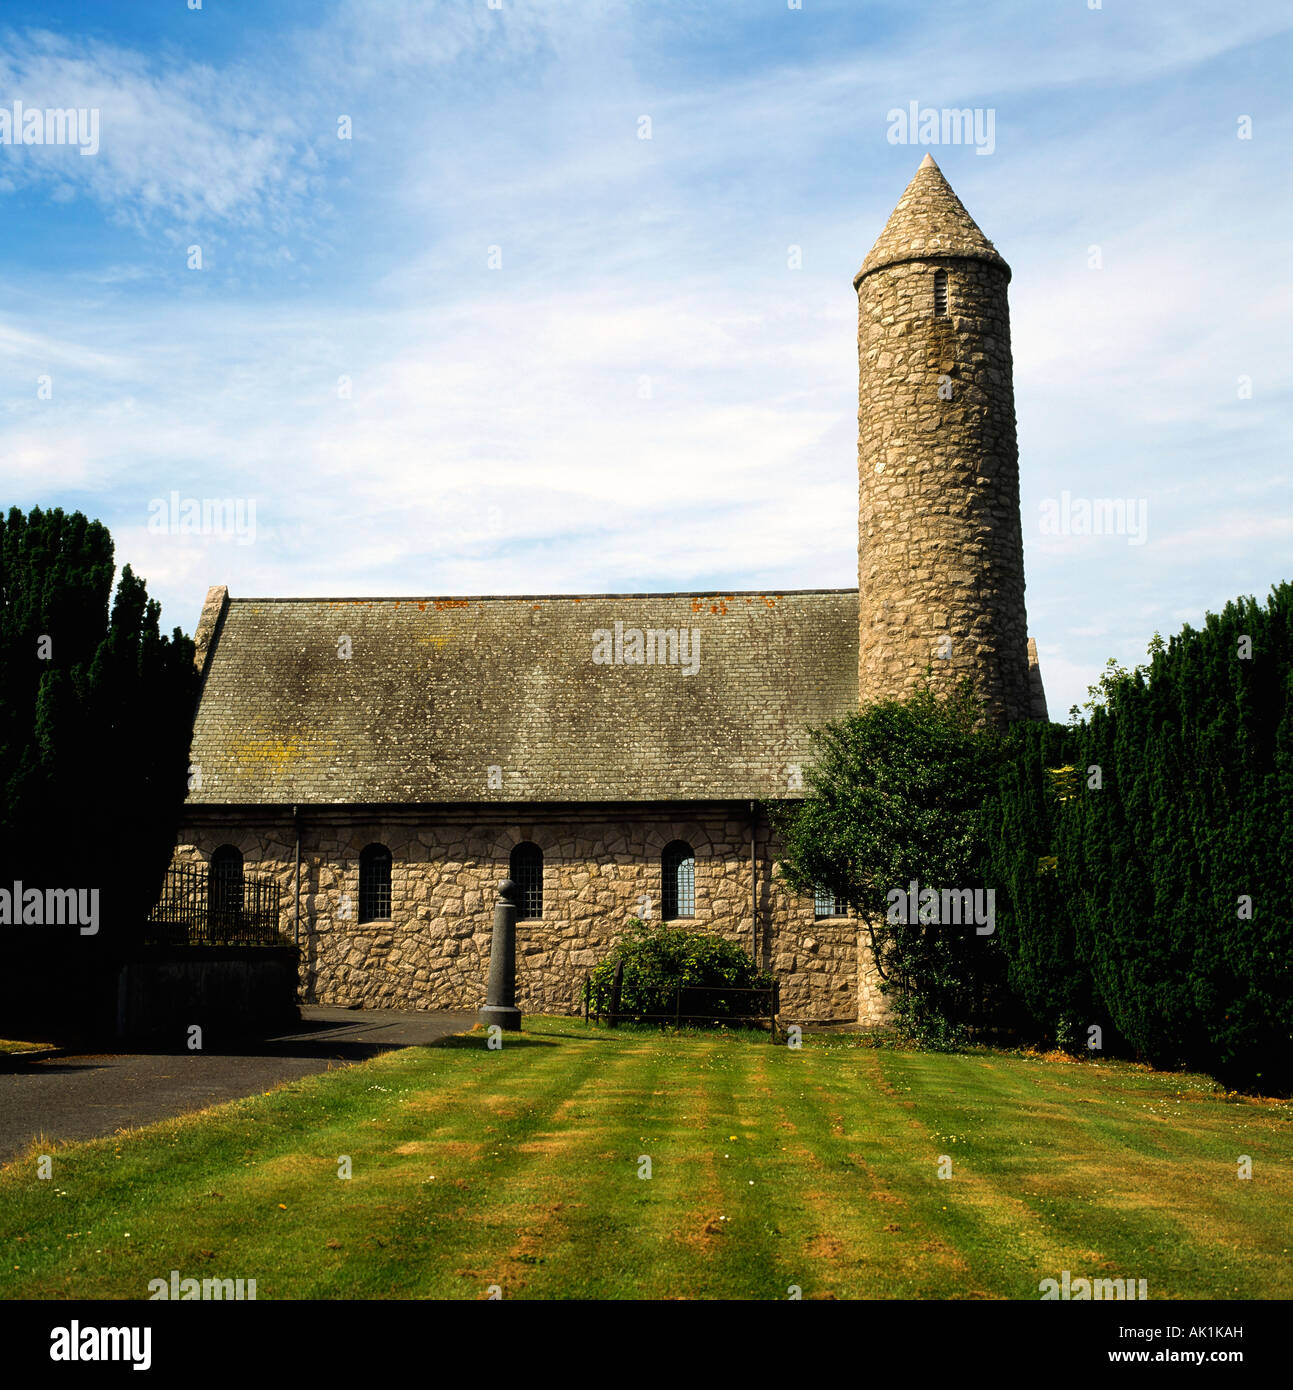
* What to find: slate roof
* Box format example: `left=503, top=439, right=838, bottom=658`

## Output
left=855, top=152, right=1008, bottom=285
left=186, top=589, right=860, bottom=806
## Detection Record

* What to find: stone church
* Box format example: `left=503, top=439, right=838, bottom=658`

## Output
left=172, top=154, right=1046, bottom=1025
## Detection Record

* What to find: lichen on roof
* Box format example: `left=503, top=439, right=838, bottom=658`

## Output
left=186, top=589, right=860, bottom=805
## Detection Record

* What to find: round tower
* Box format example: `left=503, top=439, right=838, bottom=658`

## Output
left=855, top=153, right=1033, bottom=725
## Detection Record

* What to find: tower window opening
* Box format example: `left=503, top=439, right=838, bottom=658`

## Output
left=933, top=269, right=949, bottom=316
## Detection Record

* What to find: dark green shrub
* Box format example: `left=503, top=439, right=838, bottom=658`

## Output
left=0, top=506, right=198, bottom=944
left=984, top=719, right=1108, bottom=1050
left=587, top=919, right=774, bottom=1023
left=1058, top=585, right=1293, bottom=1092
left=770, top=680, right=1011, bottom=1047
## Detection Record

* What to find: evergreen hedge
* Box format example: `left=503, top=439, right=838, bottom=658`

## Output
left=775, top=584, right=1291, bottom=1091
left=1055, top=585, right=1293, bottom=1090
left=0, top=506, right=198, bottom=949
left=985, top=720, right=1101, bottom=1051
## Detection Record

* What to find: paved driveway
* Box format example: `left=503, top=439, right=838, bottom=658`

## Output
left=0, top=1006, right=475, bottom=1166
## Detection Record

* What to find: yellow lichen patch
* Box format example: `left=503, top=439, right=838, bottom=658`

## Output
left=231, top=735, right=337, bottom=765
left=416, top=636, right=451, bottom=648
left=435, top=600, right=470, bottom=610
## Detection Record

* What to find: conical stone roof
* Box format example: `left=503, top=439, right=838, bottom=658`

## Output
left=854, top=153, right=1008, bottom=286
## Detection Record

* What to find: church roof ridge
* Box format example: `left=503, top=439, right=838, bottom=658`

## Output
left=854, top=155, right=1008, bottom=286
left=225, top=588, right=859, bottom=604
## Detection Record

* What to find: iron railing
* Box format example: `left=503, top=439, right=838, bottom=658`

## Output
left=145, top=863, right=286, bottom=947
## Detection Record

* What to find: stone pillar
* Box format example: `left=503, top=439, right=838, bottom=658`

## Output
left=479, top=878, right=522, bottom=1031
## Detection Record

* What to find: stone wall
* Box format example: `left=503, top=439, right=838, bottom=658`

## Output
left=115, top=948, right=299, bottom=1042
left=172, top=804, right=891, bottom=1025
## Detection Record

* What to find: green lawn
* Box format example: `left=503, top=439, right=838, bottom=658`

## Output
left=2, top=1018, right=1290, bottom=1300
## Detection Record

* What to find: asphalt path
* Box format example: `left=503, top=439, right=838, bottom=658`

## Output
left=0, top=1007, right=476, bottom=1166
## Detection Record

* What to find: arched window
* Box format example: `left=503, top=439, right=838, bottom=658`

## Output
left=933, top=269, right=949, bottom=317
left=662, top=841, right=695, bottom=920
left=358, top=843, right=392, bottom=923
left=510, top=842, right=543, bottom=920
left=208, top=844, right=244, bottom=914
left=814, top=886, right=838, bottom=920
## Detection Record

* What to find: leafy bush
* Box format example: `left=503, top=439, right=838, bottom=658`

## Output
left=587, top=919, right=774, bottom=1023
left=771, top=679, right=1012, bottom=1046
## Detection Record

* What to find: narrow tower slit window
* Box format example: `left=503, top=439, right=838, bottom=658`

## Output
left=933, top=269, right=949, bottom=317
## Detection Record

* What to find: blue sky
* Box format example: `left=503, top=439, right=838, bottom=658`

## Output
left=1, top=0, right=1289, bottom=720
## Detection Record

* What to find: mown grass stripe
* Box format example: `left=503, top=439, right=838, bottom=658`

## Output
left=2, top=1020, right=1289, bottom=1300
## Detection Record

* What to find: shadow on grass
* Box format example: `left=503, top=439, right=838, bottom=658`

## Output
left=532, top=1021, right=782, bottom=1045
left=12, top=1016, right=792, bottom=1067
left=11, top=1013, right=487, bottom=1065
left=427, top=1033, right=561, bottom=1051
left=425, top=1023, right=730, bottom=1050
